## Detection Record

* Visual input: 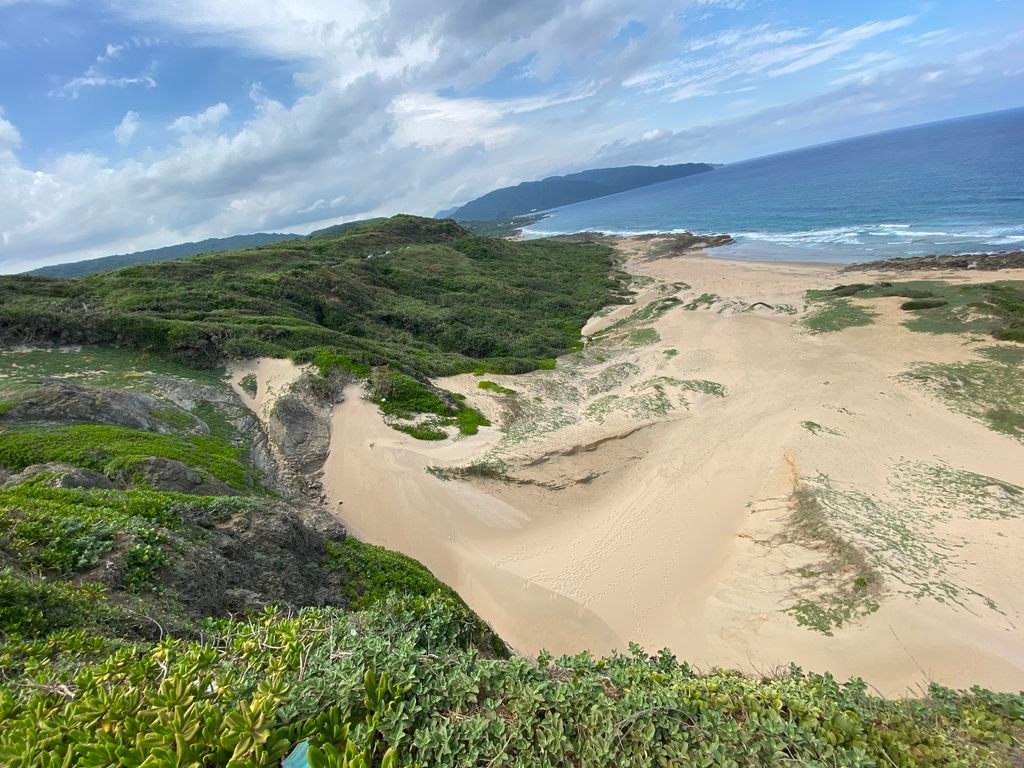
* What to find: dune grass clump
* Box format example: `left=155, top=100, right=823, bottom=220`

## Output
left=902, top=356, right=1024, bottom=441
left=477, top=380, right=515, bottom=395
left=802, top=292, right=877, bottom=334
left=783, top=485, right=881, bottom=635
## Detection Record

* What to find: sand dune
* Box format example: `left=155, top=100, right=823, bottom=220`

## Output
left=233, top=238, right=1024, bottom=696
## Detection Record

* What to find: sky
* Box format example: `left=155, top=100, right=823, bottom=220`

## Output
left=1, top=1, right=1022, bottom=272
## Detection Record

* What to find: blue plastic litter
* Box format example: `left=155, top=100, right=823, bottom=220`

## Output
left=282, top=739, right=310, bottom=768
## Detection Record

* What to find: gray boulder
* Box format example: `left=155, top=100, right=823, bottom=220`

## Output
left=3, top=462, right=116, bottom=490
left=133, top=457, right=239, bottom=496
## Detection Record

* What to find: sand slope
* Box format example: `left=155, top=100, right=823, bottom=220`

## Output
left=234, top=239, right=1024, bottom=696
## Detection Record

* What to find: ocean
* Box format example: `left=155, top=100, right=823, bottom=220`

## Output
left=524, top=108, right=1024, bottom=262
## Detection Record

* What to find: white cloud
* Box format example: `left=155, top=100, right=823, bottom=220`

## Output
left=168, top=102, right=230, bottom=133
left=114, top=110, right=139, bottom=144
left=0, top=108, right=21, bottom=152
left=52, top=38, right=160, bottom=98
left=625, top=16, right=915, bottom=101
left=54, top=74, right=156, bottom=99
left=2, top=2, right=1023, bottom=272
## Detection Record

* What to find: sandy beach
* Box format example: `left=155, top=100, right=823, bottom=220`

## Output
left=235, top=237, right=1024, bottom=696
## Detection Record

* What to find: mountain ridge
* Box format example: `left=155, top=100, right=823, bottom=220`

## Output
left=440, top=162, right=716, bottom=221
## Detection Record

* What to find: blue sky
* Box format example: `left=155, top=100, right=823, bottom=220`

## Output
left=1, top=0, right=1022, bottom=271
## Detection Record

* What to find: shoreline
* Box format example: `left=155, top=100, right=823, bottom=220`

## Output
left=522, top=225, right=1024, bottom=268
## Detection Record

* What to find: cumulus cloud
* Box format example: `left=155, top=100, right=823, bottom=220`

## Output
left=0, top=108, right=21, bottom=152
left=114, top=110, right=140, bottom=144
left=168, top=103, right=230, bottom=133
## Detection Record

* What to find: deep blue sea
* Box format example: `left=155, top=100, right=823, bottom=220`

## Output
left=525, top=108, right=1024, bottom=262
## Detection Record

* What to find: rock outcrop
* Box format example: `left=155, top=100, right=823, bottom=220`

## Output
left=1, top=381, right=205, bottom=434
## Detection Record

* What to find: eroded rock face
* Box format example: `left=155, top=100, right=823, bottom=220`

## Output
left=266, top=374, right=334, bottom=479
left=2, top=381, right=205, bottom=434
left=164, top=500, right=348, bottom=616
left=132, top=457, right=239, bottom=497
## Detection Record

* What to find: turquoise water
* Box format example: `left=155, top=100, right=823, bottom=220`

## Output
left=525, top=108, right=1024, bottom=262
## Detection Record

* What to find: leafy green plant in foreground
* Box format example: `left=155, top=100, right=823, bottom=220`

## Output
left=2, top=596, right=1022, bottom=767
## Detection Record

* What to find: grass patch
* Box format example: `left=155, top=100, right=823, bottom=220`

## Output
left=0, top=483, right=248, bottom=589
left=626, top=328, right=660, bottom=346
left=0, top=346, right=226, bottom=395
left=0, top=424, right=256, bottom=490
left=454, top=407, right=491, bottom=436
left=978, top=345, right=1024, bottom=366
left=816, top=280, right=1024, bottom=341
left=802, top=295, right=877, bottom=334
left=682, top=292, right=719, bottom=310
left=292, top=347, right=371, bottom=378
left=901, top=359, right=1024, bottom=441
left=477, top=380, right=515, bottom=395
left=663, top=348, right=678, bottom=358
left=426, top=459, right=509, bottom=482
left=392, top=423, right=448, bottom=441
left=782, top=484, right=880, bottom=635
left=0, top=568, right=130, bottom=638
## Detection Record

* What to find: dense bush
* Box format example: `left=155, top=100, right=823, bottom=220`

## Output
left=1, top=596, right=1021, bottom=767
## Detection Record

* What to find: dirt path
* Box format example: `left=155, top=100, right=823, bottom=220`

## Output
left=233, top=239, right=1024, bottom=695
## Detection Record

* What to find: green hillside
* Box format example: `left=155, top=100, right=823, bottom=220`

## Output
left=0, top=215, right=629, bottom=376
left=27, top=232, right=304, bottom=279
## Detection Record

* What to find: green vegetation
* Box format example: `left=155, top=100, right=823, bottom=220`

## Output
left=627, top=327, right=660, bottom=346
left=294, top=347, right=372, bottom=378
left=327, top=538, right=468, bottom=612
left=663, top=348, right=678, bottom=358
left=0, top=481, right=249, bottom=593
left=901, top=356, right=1024, bottom=441
left=802, top=292, right=877, bottom=334
left=784, top=485, right=881, bottom=635
left=809, top=280, right=1024, bottom=341
left=3, top=594, right=1023, bottom=767
left=0, top=216, right=627, bottom=378
left=901, top=298, right=949, bottom=310
left=477, top=380, right=515, bottom=394
left=239, top=373, right=258, bottom=396
left=367, top=369, right=490, bottom=439
left=0, top=424, right=256, bottom=490
left=0, top=346, right=226, bottom=394
left=801, top=420, right=844, bottom=437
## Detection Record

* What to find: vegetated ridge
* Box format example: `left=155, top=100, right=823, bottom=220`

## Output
left=28, top=232, right=305, bottom=279
left=440, top=163, right=716, bottom=221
